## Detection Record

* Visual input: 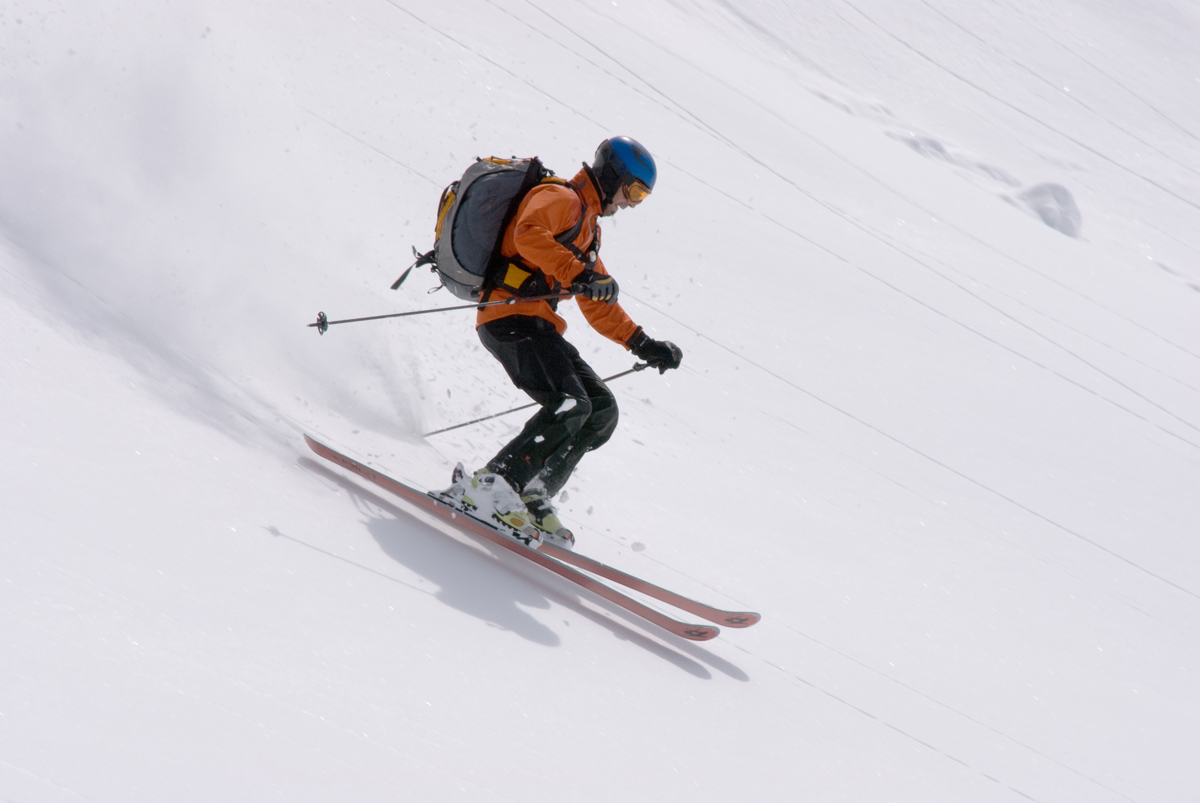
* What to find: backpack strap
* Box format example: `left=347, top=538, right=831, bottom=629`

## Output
left=493, top=182, right=595, bottom=305
left=562, top=169, right=600, bottom=269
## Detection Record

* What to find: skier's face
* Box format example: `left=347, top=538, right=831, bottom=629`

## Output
left=601, top=186, right=635, bottom=217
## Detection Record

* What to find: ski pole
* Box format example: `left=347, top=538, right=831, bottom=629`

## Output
left=423, top=362, right=650, bottom=437
left=309, top=286, right=586, bottom=335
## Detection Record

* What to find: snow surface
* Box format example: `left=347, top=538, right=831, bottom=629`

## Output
left=2, top=1, right=1198, bottom=800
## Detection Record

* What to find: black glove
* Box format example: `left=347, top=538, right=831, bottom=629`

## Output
left=627, top=328, right=683, bottom=374
left=576, top=271, right=619, bottom=304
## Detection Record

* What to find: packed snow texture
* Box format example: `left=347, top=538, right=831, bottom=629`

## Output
left=2, top=1, right=1198, bottom=801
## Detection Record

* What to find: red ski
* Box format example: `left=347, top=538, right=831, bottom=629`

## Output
left=540, top=544, right=760, bottom=628
left=304, top=435, right=723, bottom=641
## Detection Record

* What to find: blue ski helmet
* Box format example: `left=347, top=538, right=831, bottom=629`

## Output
left=593, top=136, right=657, bottom=205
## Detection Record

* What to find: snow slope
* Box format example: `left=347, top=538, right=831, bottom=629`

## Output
left=2, top=1, right=1198, bottom=800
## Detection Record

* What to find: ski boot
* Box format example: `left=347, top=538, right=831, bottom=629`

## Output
left=465, top=468, right=541, bottom=546
left=432, top=464, right=542, bottom=546
left=521, top=491, right=575, bottom=549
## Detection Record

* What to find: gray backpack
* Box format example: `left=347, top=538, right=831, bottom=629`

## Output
left=405, top=156, right=589, bottom=301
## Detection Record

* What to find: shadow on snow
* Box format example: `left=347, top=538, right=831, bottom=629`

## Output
left=296, top=457, right=749, bottom=681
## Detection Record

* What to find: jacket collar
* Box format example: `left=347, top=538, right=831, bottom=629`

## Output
left=571, top=165, right=604, bottom=212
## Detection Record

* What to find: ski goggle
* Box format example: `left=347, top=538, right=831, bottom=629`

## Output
left=625, top=179, right=652, bottom=205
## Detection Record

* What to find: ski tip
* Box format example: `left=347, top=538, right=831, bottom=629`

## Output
left=720, top=612, right=762, bottom=628
left=681, top=625, right=720, bottom=641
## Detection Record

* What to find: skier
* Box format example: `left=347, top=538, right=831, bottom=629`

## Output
left=453, top=137, right=682, bottom=546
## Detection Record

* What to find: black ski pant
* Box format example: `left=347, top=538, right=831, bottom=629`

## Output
left=478, top=316, right=618, bottom=498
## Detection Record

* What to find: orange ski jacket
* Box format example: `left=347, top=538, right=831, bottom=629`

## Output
left=476, top=167, right=640, bottom=347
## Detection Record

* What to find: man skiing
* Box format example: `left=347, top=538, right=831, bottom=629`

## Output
left=451, top=137, right=682, bottom=547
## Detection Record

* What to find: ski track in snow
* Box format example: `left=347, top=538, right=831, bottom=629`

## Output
left=746, top=646, right=1130, bottom=803
left=914, top=0, right=1200, bottom=166
left=627, top=289, right=1200, bottom=603
left=839, top=0, right=1200, bottom=213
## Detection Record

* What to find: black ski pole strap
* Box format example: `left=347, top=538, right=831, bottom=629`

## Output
left=389, top=266, right=413, bottom=291
left=392, top=247, right=435, bottom=290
